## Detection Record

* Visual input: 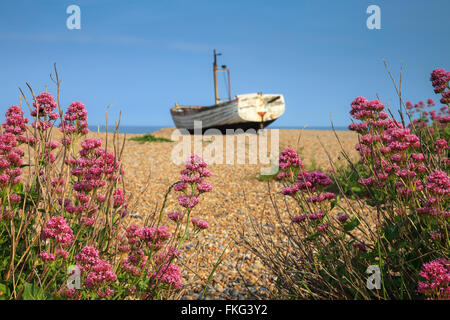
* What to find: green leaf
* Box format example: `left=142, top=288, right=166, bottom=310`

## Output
left=384, top=225, right=398, bottom=242
left=305, top=232, right=320, bottom=241
left=343, top=218, right=360, bottom=232
left=0, top=282, right=10, bottom=300
left=22, top=282, right=45, bottom=300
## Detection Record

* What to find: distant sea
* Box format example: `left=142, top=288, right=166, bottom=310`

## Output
left=88, top=125, right=349, bottom=134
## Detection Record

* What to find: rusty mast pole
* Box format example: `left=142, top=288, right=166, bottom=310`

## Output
left=213, top=49, right=219, bottom=105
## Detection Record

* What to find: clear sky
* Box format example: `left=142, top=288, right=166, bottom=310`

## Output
left=0, top=0, right=449, bottom=128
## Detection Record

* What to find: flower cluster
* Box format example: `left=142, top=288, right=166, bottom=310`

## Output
left=278, top=150, right=334, bottom=201
left=119, top=224, right=172, bottom=277
left=2, top=106, right=29, bottom=142
left=59, top=101, right=89, bottom=137
left=277, top=148, right=337, bottom=236
left=75, top=246, right=117, bottom=298
left=40, top=217, right=74, bottom=262
left=0, top=132, right=24, bottom=188
left=31, top=92, right=59, bottom=131
left=41, top=216, right=74, bottom=247
left=149, top=263, right=183, bottom=290
left=63, top=137, right=125, bottom=224
left=417, top=258, right=450, bottom=300
left=278, top=147, right=304, bottom=179
left=174, top=154, right=212, bottom=208
left=192, top=217, right=209, bottom=230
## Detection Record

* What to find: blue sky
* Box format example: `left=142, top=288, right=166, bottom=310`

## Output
left=0, top=0, right=449, bottom=128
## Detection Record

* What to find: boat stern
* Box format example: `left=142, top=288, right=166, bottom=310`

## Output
left=236, top=93, right=285, bottom=124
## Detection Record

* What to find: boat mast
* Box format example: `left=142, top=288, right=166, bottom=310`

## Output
left=213, top=49, right=231, bottom=105
left=213, top=49, right=220, bottom=105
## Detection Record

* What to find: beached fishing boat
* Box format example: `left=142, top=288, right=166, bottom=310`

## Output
left=170, top=50, right=285, bottom=133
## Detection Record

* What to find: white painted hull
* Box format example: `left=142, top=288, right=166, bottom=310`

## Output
left=170, top=93, right=285, bottom=130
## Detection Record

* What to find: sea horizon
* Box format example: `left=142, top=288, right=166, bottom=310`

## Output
left=88, top=125, right=350, bottom=134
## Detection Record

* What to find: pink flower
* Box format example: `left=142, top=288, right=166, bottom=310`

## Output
left=178, top=194, right=199, bottom=208
left=75, top=246, right=100, bottom=272
left=316, top=223, right=329, bottom=232
left=59, top=101, right=89, bottom=135
left=2, top=105, right=29, bottom=137
left=337, top=213, right=349, bottom=223
left=150, top=263, right=183, bottom=290
left=291, top=215, right=306, bottom=223
left=417, top=258, right=450, bottom=300
left=430, top=68, right=450, bottom=93
left=40, top=250, right=56, bottom=262
left=192, top=217, right=209, bottom=229
left=41, top=216, right=74, bottom=247
left=168, top=211, right=184, bottom=222
left=278, top=148, right=304, bottom=170
left=426, top=170, right=450, bottom=196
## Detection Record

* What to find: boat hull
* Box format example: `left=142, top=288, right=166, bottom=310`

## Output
left=170, top=93, right=285, bottom=133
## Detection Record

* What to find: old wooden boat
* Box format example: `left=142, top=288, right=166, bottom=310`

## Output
left=170, top=50, right=285, bottom=133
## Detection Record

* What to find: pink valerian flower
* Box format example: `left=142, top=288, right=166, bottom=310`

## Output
left=429, top=231, right=442, bottom=241
left=305, top=170, right=333, bottom=187
left=113, top=188, right=128, bottom=217
left=417, top=258, right=450, bottom=300
left=307, top=210, right=325, bottom=221
left=124, top=224, right=140, bottom=245
left=59, top=101, right=89, bottom=135
left=31, top=92, right=59, bottom=131
left=150, top=263, right=183, bottom=290
left=168, top=211, right=184, bottom=222
left=192, top=217, right=209, bottom=230
left=136, top=225, right=172, bottom=249
left=430, top=68, right=450, bottom=94
left=291, top=215, right=306, bottom=223
left=434, top=139, right=449, bottom=154
left=426, top=170, right=450, bottom=196
left=68, top=137, right=124, bottom=193
left=176, top=155, right=212, bottom=209
left=84, top=259, right=117, bottom=290
left=120, top=248, right=147, bottom=276
left=154, top=246, right=182, bottom=265
left=9, top=193, right=21, bottom=205
left=41, top=216, right=74, bottom=247
left=307, top=192, right=336, bottom=203
left=58, top=285, right=77, bottom=299
left=316, top=223, right=329, bottom=232
left=197, top=181, right=213, bottom=193
left=337, top=213, right=349, bottom=223
left=281, top=184, right=300, bottom=196
left=178, top=194, right=199, bottom=209
left=75, top=246, right=101, bottom=272
left=349, top=97, right=385, bottom=120
left=441, top=91, right=450, bottom=104
left=278, top=148, right=304, bottom=170
left=348, top=121, right=369, bottom=133
left=173, top=182, right=187, bottom=191
left=40, top=250, right=56, bottom=262
left=0, top=132, right=24, bottom=187
left=56, top=248, right=69, bottom=259
left=2, top=105, right=29, bottom=138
